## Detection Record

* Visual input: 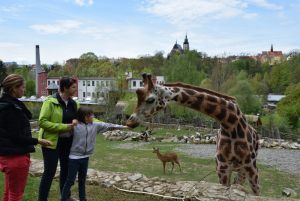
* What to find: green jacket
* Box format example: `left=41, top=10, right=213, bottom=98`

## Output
left=38, top=95, right=79, bottom=149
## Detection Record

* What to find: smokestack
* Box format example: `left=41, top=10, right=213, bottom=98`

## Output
left=35, top=45, right=41, bottom=97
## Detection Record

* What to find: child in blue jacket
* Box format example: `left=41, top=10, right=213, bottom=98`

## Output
left=61, top=107, right=128, bottom=201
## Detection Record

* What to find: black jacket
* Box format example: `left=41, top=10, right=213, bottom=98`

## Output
left=0, top=94, right=38, bottom=156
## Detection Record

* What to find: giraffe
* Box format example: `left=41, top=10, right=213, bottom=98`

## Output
left=126, top=74, right=260, bottom=195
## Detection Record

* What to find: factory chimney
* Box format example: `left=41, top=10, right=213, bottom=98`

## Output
left=35, top=45, right=41, bottom=97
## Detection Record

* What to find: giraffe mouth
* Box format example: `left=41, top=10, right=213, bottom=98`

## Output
left=126, top=114, right=141, bottom=128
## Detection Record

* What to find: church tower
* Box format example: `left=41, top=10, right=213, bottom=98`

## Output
left=270, top=44, right=273, bottom=52
left=183, top=34, right=189, bottom=51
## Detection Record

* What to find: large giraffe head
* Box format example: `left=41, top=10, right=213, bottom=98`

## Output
left=126, top=74, right=166, bottom=128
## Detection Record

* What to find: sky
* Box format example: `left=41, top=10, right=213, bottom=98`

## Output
left=0, top=0, right=300, bottom=64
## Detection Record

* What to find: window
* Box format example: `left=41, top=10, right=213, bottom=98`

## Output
left=83, top=92, right=85, bottom=97
left=133, top=81, right=136, bottom=87
left=140, top=81, right=143, bottom=87
left=87, top=92, right=91, bottom=97
left=83, top=81, right=85, bottom=86
left=92, top=92, right=95, bottom=97
left=92, top=81, right=95, bottom=86
left=48, top=81, right=50, bottom=85
left=87, top=81, right=90, bottom=86
left=96, top=81, right=99, bottom=86
left=52, top=81, right=55, bottom=83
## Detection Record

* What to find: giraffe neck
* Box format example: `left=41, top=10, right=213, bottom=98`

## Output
left=157, top=85, right=242, bottom=131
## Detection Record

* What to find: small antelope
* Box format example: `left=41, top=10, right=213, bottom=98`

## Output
left=152, top=147, right=182, bottom=174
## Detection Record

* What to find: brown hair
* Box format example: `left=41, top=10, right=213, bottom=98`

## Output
left=1, top=74, right=24, bottom=95
left=59, top=77, right=77, bottom=92
left=77, top=107, right=93, bottom=123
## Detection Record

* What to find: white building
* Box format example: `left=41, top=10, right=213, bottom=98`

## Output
left=126, top=75, right=165, bottom=91
left=46, top=77, right=117, bottom=102
left=78, top=77, right=116, bottom=101
left=127, top=78, right=144, bottom=91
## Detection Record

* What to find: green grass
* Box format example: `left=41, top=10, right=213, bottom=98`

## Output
left=1, top=132, right=300, bottom=200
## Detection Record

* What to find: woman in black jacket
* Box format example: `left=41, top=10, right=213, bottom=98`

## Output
left=0, top=74, right=51, bottom=201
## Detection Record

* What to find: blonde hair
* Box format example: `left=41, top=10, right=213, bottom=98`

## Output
left=1, top=74, right=24, bottom=95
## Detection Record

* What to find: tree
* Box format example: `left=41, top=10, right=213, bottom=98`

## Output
left=227, top=71, right=262, bottom=114
left=162, top=51, right=203, bottom=85
left=269, top=63, right=291, bottom=93
left=25, top=80, right=35, bottom=96
left=211, top=60, right=236, bottom=92
left=277, top=83, right=300, bottom=129
left=0, top=60, right=7, bottom=83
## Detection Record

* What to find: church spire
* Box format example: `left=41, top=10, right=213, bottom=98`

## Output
left=271, top=44, right=273, bottom=52
left=183, top=34, right=189, bottom=51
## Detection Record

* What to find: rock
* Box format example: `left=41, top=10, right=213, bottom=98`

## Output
left=282, top=188, right=297, bottom=197
left=128, top=173, right=142, bottom=182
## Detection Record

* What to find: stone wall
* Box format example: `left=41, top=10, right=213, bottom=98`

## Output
left=29, top=159, right=297, bottom=201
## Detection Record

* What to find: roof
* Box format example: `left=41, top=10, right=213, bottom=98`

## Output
left=47, top=83, right=59, bottom=90
left=267, top=94, right=285, bottom=102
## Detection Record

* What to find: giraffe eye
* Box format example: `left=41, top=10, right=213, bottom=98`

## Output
left=146, top=97, right=155, bottom=104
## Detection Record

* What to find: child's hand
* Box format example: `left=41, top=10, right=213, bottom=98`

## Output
left=72, top=119, right=78, bottom=126
left=38, top=139, right=53, bottom=146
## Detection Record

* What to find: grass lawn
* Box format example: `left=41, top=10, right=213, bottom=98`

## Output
left=1, top=128, right=300, bottom=200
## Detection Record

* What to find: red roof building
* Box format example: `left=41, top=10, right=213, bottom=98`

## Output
left=257, top=44, right=284, bottom=65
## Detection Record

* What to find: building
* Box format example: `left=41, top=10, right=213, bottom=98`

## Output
left=126, top=73, right=165, bottom=91
left=37, top=72, right=116, bottom=101
left=265, top=94, right=286, bottom=109
left=127, top=78, right=144, bottom=90
left=257, top=45, right=284, bottom=65
left=168, top=34, right=190, bottom=58
left=77, top=77, right=116, bottom=100
left=37, top=71, right=48, bottom=96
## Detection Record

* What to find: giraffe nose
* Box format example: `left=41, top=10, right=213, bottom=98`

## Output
left=126, top=120, right=139, bottom=128
left=126, top=114, right=139, bottom=128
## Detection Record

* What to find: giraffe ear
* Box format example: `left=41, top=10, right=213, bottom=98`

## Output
left=142, top=73, right=148, bottom=86
left=147, top=74, right=154, bottom=91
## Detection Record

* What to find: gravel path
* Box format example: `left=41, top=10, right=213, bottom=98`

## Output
left=175, top=144, right=300, bottom=176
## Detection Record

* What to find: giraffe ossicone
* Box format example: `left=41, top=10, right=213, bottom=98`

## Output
left=126, top=74, right=260, bottom=195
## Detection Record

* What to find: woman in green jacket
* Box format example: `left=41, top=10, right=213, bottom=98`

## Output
left=38, top=77, right=79, bottom=201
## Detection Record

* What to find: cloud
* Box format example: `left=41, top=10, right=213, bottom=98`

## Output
left=0, top=42, right=22, bottom=48
left=141, top=0, right=281, bottom=24
left=30, top=20, right=82, bottom=34
left=0, top=4, right=25, bottom=17
left=79, top=27, right=117, bottom=39
left=247, top=0, right=282, bottom=10
left=74, top=0, right=94, bottom=6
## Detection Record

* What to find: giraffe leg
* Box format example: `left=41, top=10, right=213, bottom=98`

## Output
left=217, top=162, right=232, bottom=186
left=245, top=166, right=260, bottom=195
left=234, top=169, right=246, bottom=185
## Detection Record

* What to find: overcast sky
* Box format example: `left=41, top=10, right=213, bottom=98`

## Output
left=0, top=0, right=299, bottom=64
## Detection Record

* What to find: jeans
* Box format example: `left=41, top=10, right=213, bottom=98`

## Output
left=61, top=157, right=89, bottom=201
left=38, top=137, right=73, bottom=201
left=0, top=154, right=30, bottom=201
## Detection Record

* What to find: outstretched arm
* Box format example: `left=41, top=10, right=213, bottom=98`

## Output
left=95, top=122, right=128, bottom=133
